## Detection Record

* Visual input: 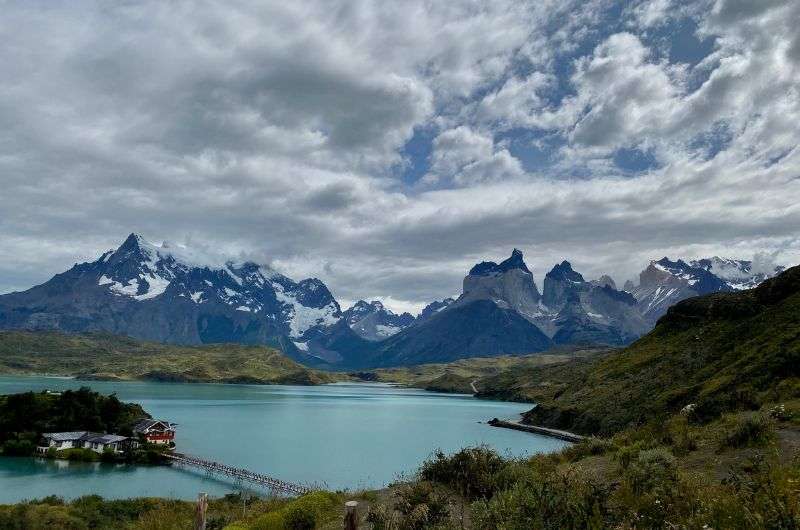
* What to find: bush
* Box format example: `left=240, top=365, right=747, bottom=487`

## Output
left=622, top=447, right=678, bottom=497
left=559, top=437, right=614, bottom=462
left=420, top=446, right=505, bottom=500
left=249, top=491, right=340, bottom=530
left=250, top=511, right=286, bottom=530
left=718, top=414, right=776, bottom=451
left=471, top=469, right=608, bottom=530
left=395, top=481, right=450, bottom=529
left=56, top=448, right=100, bottom=462
left=1, top=437, right=36, bottom=456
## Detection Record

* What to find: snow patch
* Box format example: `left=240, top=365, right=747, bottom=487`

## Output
left=133, top=274, right=170, bottom=301
left=375, top=324, right=402, bottom=338
left=273, top=282, right=340, bottom=338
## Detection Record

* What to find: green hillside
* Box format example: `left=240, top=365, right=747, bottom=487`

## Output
left=0, top=331, right=340, bottom=385
left=366, top=348, right=608, bottom=393
left=479, top=265, right=800, bottom=436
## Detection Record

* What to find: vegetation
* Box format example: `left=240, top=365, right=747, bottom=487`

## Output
left=350, top=266, right=800, bottom=528
left=360, top=405, right=799, bottom=529
left=0, top=491, right=350, bottom=530
left=0, top=331, right=341, bottom=385
left=361, top=348, right=606, bottom=394
left=1, top=269, right=798, bottom=528
left=477, top=265, right=800, bottom=436
left=0, top=387, right=147, bottom=456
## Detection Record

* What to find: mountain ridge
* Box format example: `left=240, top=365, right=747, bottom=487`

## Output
left=0, top=234, right=788, bottom=368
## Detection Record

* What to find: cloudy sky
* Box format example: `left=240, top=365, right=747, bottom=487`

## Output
left=1, top=0, right=799, bottom=313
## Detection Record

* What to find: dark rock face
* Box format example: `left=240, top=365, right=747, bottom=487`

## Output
left=418, top=298, right=455, bottom=321
left=542, top=261, right=588, bottom=311
left=362, top=250, right=650, bottom=366
left=371, top=300, right=552, bottom=367
left=469, top=248, right=531, bottom=276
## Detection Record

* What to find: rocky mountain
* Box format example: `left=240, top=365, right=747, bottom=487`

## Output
left=519, top=262, right=800, bottom=436
left=342, top=300, right=415, bottom=341
left=0, top=234, right=341, bottom=357
left=627, top=257, right=784, bottom=324
left=417, top=298, right=455, bottom=321
left=691, top=256, right=785, bottom=290
left=357, top=250, right=649, bottom=367
left=0, top=235, right=787, bottom=369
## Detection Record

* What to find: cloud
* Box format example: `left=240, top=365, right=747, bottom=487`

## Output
left=0, top=0, right=798, bottom=313
left=426, top=126, right=523, bottom=185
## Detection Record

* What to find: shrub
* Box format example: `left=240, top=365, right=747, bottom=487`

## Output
left=394, top=481, right=450, bottom=529
left=1, top=437, right=36, bottom=456
left=559, top=437, right=614, bottom=462
left=57, top=448, right=100, bottom=462
left=365, top=504, right=400, bottom=530
left=718, top=414, right=776, bottom=451
left=250, top=511, right=286, bottom=530
left=419, top=446, right=505, bottom=500
left=249, top=491, right=340, bottom=530
left=622, top=447, right=678, bottom=497
left=665, top=415, right=697, bottom=455
left=471, top=469, right=608, bottom=530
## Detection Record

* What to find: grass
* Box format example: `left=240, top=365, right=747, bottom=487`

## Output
left=0, top=331, right=343, bottom=385
left=363, top=348, right=608, bottom=394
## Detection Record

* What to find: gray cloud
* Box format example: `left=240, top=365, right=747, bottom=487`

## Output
left=0, top=0, right=798, bottom=313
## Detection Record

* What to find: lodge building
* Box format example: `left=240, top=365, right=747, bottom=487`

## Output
left=132, top=419, right=177, bottom=447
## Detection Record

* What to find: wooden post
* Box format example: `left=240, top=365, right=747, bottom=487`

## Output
left=195, top=492, right=208, bottom=530
left=344, top=500, right=358, bottom=530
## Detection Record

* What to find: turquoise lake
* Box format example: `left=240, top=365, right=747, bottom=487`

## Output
left=0, top=376, right=566, bottom=502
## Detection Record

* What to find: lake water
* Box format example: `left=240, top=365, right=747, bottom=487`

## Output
left=0, top=376, right=566, bottom=502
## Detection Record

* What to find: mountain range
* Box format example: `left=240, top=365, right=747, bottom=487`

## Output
left=0, top=234, right=785, bottom=368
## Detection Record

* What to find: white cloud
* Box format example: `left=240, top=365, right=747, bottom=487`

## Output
left=0, top=0, right=798, bottom=309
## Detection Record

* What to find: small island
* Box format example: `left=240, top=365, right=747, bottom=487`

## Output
left=0, top=387, right=174, bottom=464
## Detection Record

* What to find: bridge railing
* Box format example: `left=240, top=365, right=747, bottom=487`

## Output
left=166, top=452, right=312, bottom=495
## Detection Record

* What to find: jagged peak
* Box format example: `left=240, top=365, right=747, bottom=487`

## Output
left=347, top=299, right=389, bottom=315
left=546, top=260, right=585, bottom=283
left=469, top=248, right=531, bottom=276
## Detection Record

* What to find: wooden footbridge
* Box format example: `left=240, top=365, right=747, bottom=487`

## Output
left=165, top=452, right=313, bottom=496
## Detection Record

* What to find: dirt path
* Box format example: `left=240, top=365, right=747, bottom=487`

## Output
left=470, top=379, right=478, bottom=393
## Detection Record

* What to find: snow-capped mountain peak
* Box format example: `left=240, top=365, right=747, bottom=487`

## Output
left=88, top=233, right=342, bottom=340
left=342, top=299, right=414, bottom=341
left=690, top=256, right=784, bottom=290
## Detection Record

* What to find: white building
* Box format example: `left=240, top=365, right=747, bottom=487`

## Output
left=38, top=431, right=134, bottom=454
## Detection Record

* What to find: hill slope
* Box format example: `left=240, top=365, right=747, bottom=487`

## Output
left=0, top=331, right=337, bottom=385
left=479, top=265, right=800, bottom=436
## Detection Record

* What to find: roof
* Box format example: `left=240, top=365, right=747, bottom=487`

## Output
left=43, top=431, right=88, bottom=441
left=43, top=431, right=129, bottom=444
left=83, top=433, right=128, bottom=444
left=133, top=419, right=174, bottom=433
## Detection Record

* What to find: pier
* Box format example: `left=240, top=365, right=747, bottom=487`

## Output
left=165, top=452, right=313, bottom=496
left=487, top=418, right=585, bottom=443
